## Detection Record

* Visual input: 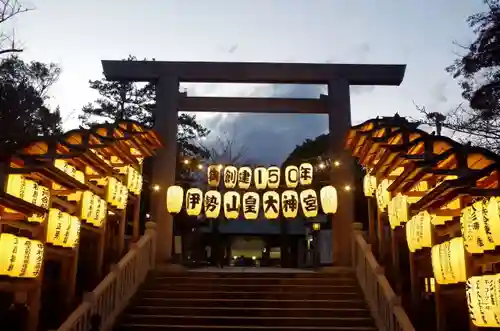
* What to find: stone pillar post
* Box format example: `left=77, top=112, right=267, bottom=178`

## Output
left=327, top=78, right=355, bottom=266
left=151, top=75, right=179, bottom=262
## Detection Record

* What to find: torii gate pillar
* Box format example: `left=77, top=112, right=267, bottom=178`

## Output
left=327, top=78, right=354, bottom=266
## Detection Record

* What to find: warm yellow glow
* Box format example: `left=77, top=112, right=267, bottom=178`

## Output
left=320, top=185, right=337, bottom=214
left=299, top=163, right=314, bottom=186
left=207, top=165, right=221, bottom=187
left=123, top=166, right=142, bottom=195
left=312, top=223, right=320, bottom=231
left=300, top=189, right=318, bottom=218
left=224, top=166, right=238, bottom=189
left=223, top=191, right=241, bottom=219
left=185, top=188, right=203, bottom=216
left=5, top=174, right=50, bottom=209
left=197, top=164, right=203, bottom=170
left=334, top=161, right=341, bottom=167
left=375, top=179, right=392, bottom=211
left=254, top=167, right=268, bottom=190
left=27, top=214, right=45, bottom=223
left=284, top=165, right=299, bottom=188
left=46, top=208, right=80, bottom=248
left=344, top=185, right=351, bottom=191
left=152, top=184, right=160, bottom=191
left=363, top=174, right=377, bottom=197
left=424, top=278, right=436, bottom=293
left=318, top=163, right=325, bottom=169
left=466, top=275, right=500, bottom=327
left=0, top=233, right=44, bottom=278
left=406, top=211, right=433, bottom=252
left=431, top=237, right=467, bottom=285
left=54, top=159, right=85, bottom=184
left=183, top=159, right=190, bottom=165
left=238, top=167, right=252, bottom=189
left=282, top=190, right=299, bottom=219
left=388, top=193, right=409, bottom=229
left=486, top=196, right=500, bottom=246
left=263, top=191, right=280, bottom=219
left=243, top=192, right=260, bottom=220
left=166, top=185, right=184, bottom=214
left=204, top=190, right=221, bottom=219
left=116, top=181, right=129, bottom=210
left=267, top=166, right=281, bottom=189
left=461, top=200, right=495, bottom=254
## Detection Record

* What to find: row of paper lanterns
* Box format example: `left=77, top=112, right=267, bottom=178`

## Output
left=6, top=174, right=50, bottom=210
left=54, top=159, right=85, bottom=184
left=166, top=185, right=338, bottom=219
left=97, top=177, right=128, bottom=210
left=207, top=164, right=314, bottom=189
left=67, top=190, right=108, bottom=227
left=461, top=197, right=500, bottom=254
left=0, top=233, right=44, bottom=278
left=116, top=165, right=143, bottom=195
left=467, top=274, right=500, bottom=327
left=0, top=208, right=82, bottom=278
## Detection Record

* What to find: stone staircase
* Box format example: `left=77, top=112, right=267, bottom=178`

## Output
left=113, top=269, right=378, bottom=331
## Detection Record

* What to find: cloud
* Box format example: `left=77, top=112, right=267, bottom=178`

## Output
left=197, top=84, right=328, bottom=166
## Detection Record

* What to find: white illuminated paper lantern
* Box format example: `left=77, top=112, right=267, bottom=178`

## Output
left=282, top=190, right=299, bottom=219
left=204, top=190, right=221, bottom=219
left=224, top=166, right=238, bottom=189
left=224, top=191, right=241, bottom=219
left=285, top=165, right=299, bottom=188
left=299, top=163, right=314, bottom=186
left=238, top=167, right=252, bottom=189
left=243, top=192, right=260, bottom=220
left=320, top=185, right=338, bottom=214
left=263, top=191, right=280, bottom=219
left=166, top=185, right=184, bottom=214
left=207, top=165, right=221, bottom=187
left=186, top=188, right=203, bottom=216
left=267, top=166, right=281, bottom=189
left=254, top=167, right=268, bottom=190
left=300, top=189, right=318, bottom=218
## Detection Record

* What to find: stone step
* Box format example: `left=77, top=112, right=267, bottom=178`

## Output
left=120, top=314, right=375, bottom=328
left=146, top=283, right=360, bottom=293
left=132, top=297, right=369, bottom=310
left=138, top=290, right=363, bottom=300
left=115, top=324, right=377, bottom=331
left=149, top=276, right=357, bottom=286
left=127, top=306, right=372, bottom=318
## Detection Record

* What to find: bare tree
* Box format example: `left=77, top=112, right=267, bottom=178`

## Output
left=0, top=0, right=32, bottom=55
left=416, top=103, right=500, bottom=152
left=201, top=123, right=255, bottom=166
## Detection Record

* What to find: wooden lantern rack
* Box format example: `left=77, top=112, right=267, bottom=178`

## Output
left=0, top=120, right=161, bottom=331
left=345, top=115, right=500, bottom=331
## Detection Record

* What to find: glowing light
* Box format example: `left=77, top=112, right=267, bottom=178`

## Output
left=252, top=256, right=256, bottom=260
left=318, top=163, right=325, bottom=169
left=334, top=161, right=341, bottom=167
left=218, top=164, right=223, bottom=170
left=344, top=185, right=351, bottom=191
left=153, top=184, right=160, bottom=192
left=145, top=213, right=151, bottom=219
left=183, top=159, right=190, bottom=165
left=197, top=164, right=203, bottom=170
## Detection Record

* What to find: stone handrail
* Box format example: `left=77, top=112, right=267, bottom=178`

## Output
left=55, top=222, right=157, bottom=331
left=351, top=223, right=415, bottom=331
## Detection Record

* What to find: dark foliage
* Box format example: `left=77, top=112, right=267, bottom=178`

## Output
left=418, top=1, right=500, bottom=152
left=0, top=56, right=62, bottom=160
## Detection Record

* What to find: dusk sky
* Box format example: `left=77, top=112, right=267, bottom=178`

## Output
left=9, top=0, right=486, bottom=164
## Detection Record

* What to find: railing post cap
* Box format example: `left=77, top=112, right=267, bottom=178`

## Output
left=145, top=221, right=157, bottom=230
left=352, top=222, right=363, bottom=231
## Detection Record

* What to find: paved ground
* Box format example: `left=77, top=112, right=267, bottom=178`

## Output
left=188, top=267, right=315, bottom=273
